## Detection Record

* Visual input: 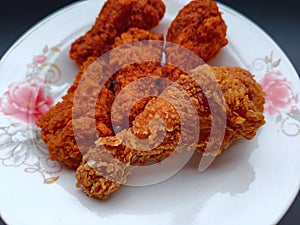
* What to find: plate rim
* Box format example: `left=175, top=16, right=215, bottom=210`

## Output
left=0, top=1, right=299, bottom=225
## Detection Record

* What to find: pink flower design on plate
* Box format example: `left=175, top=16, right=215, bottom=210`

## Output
left=34, top=54, right=47, bottom=64
left=260, top=71, right=297, bottom=117
left=0, top=78, right=54, bottom=124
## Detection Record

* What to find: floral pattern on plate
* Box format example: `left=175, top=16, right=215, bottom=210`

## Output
left=0, top=78, right=54, bottom=125
left=253, top=52, right=300, bottom=137
left=0, top=45, right=67, bottom=184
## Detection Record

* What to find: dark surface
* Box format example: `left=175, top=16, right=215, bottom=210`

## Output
left=0, top=0, right=299, bottom=225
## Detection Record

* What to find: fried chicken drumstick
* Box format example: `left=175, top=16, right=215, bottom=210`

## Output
left=70, top=0, right=166, bottom=65
left=75, top=65, right=265, bottom=199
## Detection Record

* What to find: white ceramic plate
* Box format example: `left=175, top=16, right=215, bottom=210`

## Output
left=1, top=1, right=300, bottom=225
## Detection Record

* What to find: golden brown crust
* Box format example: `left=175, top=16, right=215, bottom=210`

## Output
left=75, top=143, right=133, bottom=199
left=75, top=65, right=265, bottom=199
left=109, top=28, right=165, bottom=128
left=166, top=0, right=228, bottom=63
left=38, top=29, right=165, bottom=169
left=113, top=27, right=164, bottom=48
left=111, top=62, right=164, bottom=129
left=110, top=27, right=164, bottom=69
left=38, top=59, right=114, bottom=169
left=70, top=0, right=166, bottom=65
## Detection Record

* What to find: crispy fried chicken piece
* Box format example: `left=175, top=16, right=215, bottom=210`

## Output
left=38, top=58, right=114, bottom=169
left=75, top=65, right=265, bottom=199
left=166, top=0, right=228, bottom=64
left=70, top=0, right=166, bottom=65
left=38, top=28, right=165, bottom=169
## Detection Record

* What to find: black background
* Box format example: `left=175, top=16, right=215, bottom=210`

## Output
left=0, top=0, right=299, bottom=224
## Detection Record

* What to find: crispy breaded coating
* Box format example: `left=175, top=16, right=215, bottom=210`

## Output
left=38, top=59, right=114, bottom=169
left=113, top=28, right=164, bottom=48
left=75, top=65, right=265, bottom=199
left=39, top=28, right=165, bottom=169
left=131, top=65, right=265, bottom=156
left=70, top=0, right=166, bottom=65
left=109, top=28, right=165, bottom=128
left=75, top=140, right=133, bottom=199
left=166, top=0, right=228, bottom=63
left=110, top=27, right=164, bottom=70
left=111, top=62, right=164, bottom=129
left=75, top=115, right=180, bottom=200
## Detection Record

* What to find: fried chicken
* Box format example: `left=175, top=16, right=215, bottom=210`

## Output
left=38, top=28, right=165, bottom=169
left=75, top=65, right=265, bottom=199
left=38, top=58, right=114, bottom=169
left=129, top=65, right=265, bottom=157
left=41, top=0, right=265, bottom=201
left=70, top=0, right=166, bottom=65
left=166, top=0, right=228, bottom=64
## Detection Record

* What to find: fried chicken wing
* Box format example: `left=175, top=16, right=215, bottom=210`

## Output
left=75, top=65, right=265, bottom=199
left=70, top=0, right=166, bottom=65
left=166, top=0, right=228, bottom=63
